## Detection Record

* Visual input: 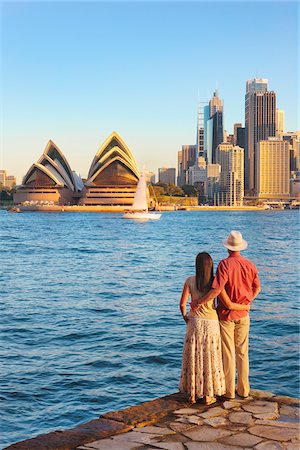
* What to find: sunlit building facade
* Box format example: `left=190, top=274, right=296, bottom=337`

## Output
left=80, top=132, right=140, bottom=206
left=256, top=138, right=290, bottom=199
left=14, top=140, right=83, bottom=205
left=245, top=78, right=276, bottom=195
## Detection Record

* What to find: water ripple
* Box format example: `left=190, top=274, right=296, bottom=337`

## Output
left=0, top=210, right=299, bottom=448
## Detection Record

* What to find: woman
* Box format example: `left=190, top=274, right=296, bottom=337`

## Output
left=179, top=252, right=250, bottom=405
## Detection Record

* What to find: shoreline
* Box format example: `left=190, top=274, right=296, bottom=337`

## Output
left=4, top=389, right=299, bottom=450
left=3, top=205, right=279, bottom=212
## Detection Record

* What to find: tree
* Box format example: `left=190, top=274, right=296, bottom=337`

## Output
left=181, top=184, right=199, bottom=197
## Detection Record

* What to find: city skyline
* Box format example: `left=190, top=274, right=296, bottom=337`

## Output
left=1, top=1, right=299, bottom=183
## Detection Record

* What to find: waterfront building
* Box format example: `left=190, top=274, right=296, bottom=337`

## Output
left=245, top=78, right=276, bottom=195
left=14, top=140, right=83, bottom=205
left=206, top=163, right=221, bottom=205
left=276, top=109, right=285, bottom=135
left=0, top=170, right=7, bottom=187
left=158, top=167, right=176, bottom=185
left=145, top=171, right=155, bottom=184
left=216, top=144, right=244, bottom=206
left=177, top=145, right=197, bottom=186
left=256, top=138, right=290, bottom=199
left=290, top=173, right=300, bottom=199
left=187, top=157, right=206, bottom=185
left=80, top=132, right=140, bottom=206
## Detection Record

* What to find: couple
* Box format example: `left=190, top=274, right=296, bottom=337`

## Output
left=179, top=230, right=260, bottom=406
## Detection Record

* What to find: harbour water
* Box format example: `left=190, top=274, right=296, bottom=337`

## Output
left=1, top=210, right=299, bottom=448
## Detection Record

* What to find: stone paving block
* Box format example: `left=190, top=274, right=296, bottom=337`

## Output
left=254, top=412, right=280, bottom=420
left=173, top=408, right=199, bottom=415
left=174, top=417, right=190, bottom=423
left=250, top=389, right=276, bottom=400
left=227, top=424, right=247, bottom=432
left=254, top=441, right=284, bottom=450
left=185, top=443, right=241, bottom=449
left=169, top=421, right=196, bottom=433
left=112, top=430, right=162, bottom=445
left=242, top=400, right=279, bottom=418
left=228, top=411, right=254, bottom=425
left=79, top=438, right=141, bottom=449
left=280, top=405, right=300, bottom=418
left=186, top=415, right=203, bottom=425
left=254, top=419, right=300, bottom=429
left=203, top=416, right=228, bottom=427
left=183, top=424, right=233, bottom=441
left=248, top=425, right=299, bottom=441
left=285, top=443, right=300, bottom=450
left=223, top=401, right=241, bottom=410
left=132, top=426, right=175, bottom=435
left=199, top=406, right=228, bottom=419
left=218, top=432, right=263, bottom=447
left=149, top=442, right=186, bottom=450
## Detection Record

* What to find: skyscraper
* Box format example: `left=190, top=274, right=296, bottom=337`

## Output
left=177, top=145, right=197, bottom=186
left=245, top=78, right=276, bottom=195
left=158, top=167, right=176, bottom=185
left=256, top=138, right=290, bottom=199
left=276, top=109, right=285, bottom=135
left=205, top=91, right=224, bottom=164
left=216, top=144, right=244, bottom=206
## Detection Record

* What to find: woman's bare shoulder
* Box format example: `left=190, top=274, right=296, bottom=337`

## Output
left=185, top=275, right=196, bottom=286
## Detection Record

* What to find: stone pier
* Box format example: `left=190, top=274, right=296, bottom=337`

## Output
left=5, top=390, right=299, bottom=450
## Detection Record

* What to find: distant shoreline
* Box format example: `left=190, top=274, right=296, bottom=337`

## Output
left=3, top=205, right=287, bottom=212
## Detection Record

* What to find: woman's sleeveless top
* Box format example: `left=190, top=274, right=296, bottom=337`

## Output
left=186, top=275, right=218, bottom=320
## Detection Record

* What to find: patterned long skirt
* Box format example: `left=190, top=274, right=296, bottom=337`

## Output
left=179, top=318, right=226, bottom=400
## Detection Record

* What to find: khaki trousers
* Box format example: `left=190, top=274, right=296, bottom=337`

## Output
left=220, top=315, right=250, bottom=399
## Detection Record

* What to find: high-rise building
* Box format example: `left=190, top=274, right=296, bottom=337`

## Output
left=187, top=157, right=206, bottom=186
left=158, top=167, right=176, bottom=185
left=0, top=170, right=7, bottom=187
left=276, top=109, right=285, bottom=135
left=236, top=127, right=245, bottom=149
left=216, top=144, right=244, bottom=206
left=196, top=103, right=206, bottom=159
left=233, top=123, right=242, bottom=146
left=206, top=164, right=221, bottom=205
left=177, top=145, right=197, bottom=186
left=256, top=138, right=290, bottom=199
left=205, top=91, right=223, bottom=164
left=5, top=176, right=16, bottom=189
left=145, top=171, right=155, bottom=185
left=245, top=78, right=276, bottom=195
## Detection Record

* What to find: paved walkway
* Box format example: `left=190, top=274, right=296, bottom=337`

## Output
left=5, top=390, right=299, bottom=450
left=77, top=391, right=299, bottom=450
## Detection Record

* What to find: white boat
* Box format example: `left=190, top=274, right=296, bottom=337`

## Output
left=123, top=173, right=161, bottom=220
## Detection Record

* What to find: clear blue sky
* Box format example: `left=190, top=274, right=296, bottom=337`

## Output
left=1, top=0, right=299, bottom=182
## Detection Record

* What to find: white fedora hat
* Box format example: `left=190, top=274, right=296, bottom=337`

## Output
left=223, top=230, right=248, bottom=251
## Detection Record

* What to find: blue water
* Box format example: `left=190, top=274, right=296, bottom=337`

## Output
left=0, top=210, right=299, bottom=448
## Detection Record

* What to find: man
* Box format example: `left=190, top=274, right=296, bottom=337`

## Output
left=191, top=230, right=260, bottom=400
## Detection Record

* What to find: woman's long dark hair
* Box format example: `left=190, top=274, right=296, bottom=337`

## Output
left=195, top=252, right=214, bottom=293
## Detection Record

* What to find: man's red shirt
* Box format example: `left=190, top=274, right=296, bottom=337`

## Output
left=212, top=254, right=260, bottom=321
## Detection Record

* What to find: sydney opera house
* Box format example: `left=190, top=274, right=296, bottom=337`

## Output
left=14, top=132, right=142, bottom=208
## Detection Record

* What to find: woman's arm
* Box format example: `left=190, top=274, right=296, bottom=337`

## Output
left=218, top=290, right=250, bottom=311
left=179, top=282, right=190, bottom=323
left=252, top=286, right=261, bottom=302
